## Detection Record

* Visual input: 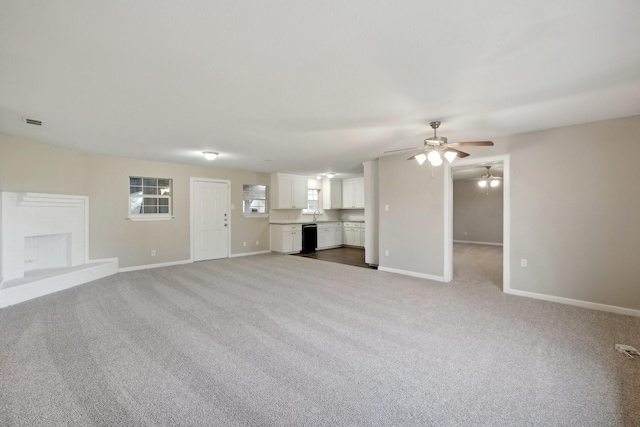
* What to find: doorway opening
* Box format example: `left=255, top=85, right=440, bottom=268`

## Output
left=444, top=155, right=510, bottom=292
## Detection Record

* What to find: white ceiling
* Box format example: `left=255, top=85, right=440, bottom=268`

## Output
left=1, top=1, right=639, bottom=177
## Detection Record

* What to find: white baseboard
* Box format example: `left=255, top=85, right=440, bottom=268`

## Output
left=378, top=266, right=444, bottom=282
left=453, top=240, right=503, bottom=246
left=0, top=260, right=119, bottom=308
left=119, top=259, right=192, bottom=272
left=506, top=289, right=640, bottom=318
left=120, top=251, right=274, bottom=270
left=230, top=250, right=271, bottom=258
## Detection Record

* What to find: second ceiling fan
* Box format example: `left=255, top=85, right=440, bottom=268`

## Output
left=385, top=121, right=494, bottom=166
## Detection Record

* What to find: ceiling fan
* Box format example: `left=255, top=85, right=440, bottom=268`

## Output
left=384, top=121, right=494, bottom=166
left=477, top=165, right=502, bottom=186
left=476, top=165, right=503, bottom=194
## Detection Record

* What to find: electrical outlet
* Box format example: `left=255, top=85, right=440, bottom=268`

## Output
left=385, top=205, right=389, bottom=211
left=151, top=250, right=156, bottom=256
left=256, top=240, right=259, bottom=245
left=464, top=231, right=467, bottom=236
left=385, top=250, right=390, bottom=256
left=521, top=259, right=527, bottom=267
left=243, top=242, right=246, bottom=246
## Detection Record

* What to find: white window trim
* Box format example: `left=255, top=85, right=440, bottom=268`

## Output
left=242, top=213, right=270, bottom=218
left=128, top=176, right=173, bottom=220
left=127, top=214, right=174, bottom=221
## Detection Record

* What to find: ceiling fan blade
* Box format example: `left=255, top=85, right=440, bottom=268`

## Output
left=445, top=147, right=470, bottom=158
left=383, top=146, right=422, bottom=154
left=448, top=141, right=494, bottom=147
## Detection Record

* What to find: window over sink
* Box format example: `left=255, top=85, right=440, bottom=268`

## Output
left=302, top=189, right=320, bottom=214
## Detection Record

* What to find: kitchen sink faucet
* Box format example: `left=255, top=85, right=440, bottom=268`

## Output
left=313, top=210, right=320, bottom=222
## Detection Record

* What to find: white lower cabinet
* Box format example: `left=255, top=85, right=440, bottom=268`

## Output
left=270, top=224, right=302, bottom=253
left=317, top=222, right=343, bottom=249
left=271, top=222, right=362, bottom=252
left=343, top=222, right=364, bottom=247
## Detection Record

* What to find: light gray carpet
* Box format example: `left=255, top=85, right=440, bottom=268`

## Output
left=1, top=244, right=639, bottom=426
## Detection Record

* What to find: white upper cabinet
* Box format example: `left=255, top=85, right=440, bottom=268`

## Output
left=322, top=179, right=342, bottom=210
left=292, top=176, right=308, bottom=208
left=271, top=173, right=309, bottom=209
left=342, top=177, right=365, bottom=209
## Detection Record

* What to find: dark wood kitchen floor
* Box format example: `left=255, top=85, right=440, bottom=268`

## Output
left=293, top=247, right=376, bottom=269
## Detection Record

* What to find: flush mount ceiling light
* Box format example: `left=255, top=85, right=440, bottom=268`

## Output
left=383, top=121, right=494, bottom=169
left=325, top=173, right=336, bottom=179
left=203, top=152, right=218, bottom=160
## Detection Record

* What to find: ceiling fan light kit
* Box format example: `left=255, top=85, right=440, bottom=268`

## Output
left=477, top=165, right=502, bottom=193
left=383, top=120, right=494, bottom=171
left=444, top=151, right=458, bottom=163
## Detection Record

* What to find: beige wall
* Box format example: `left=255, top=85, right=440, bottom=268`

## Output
left=364, top=160, right=379, bottom=265
left=0, top=194, right=2, bottom=281
left=0, top=134, right=87, bottom=194
left=0, top=133, right=271, bottom=269
left=378, top=114, right=640, bottom=310
left=453, top=179, right=503, bottom=244
left=378, top=153, right=445, bottom=277
left=503, top=115, right=640, bottom=309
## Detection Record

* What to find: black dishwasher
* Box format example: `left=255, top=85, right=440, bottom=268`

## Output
left=301, top=224, right=317, bottom=253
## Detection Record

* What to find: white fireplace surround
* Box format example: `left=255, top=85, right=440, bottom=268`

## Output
left=0, top=192, right=118, bottom=307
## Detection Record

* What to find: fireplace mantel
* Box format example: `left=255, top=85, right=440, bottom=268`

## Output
left=17, top=192, right=86, bottom=207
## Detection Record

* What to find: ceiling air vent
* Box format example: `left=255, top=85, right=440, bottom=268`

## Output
left=23, top=117, right=43, bottom=126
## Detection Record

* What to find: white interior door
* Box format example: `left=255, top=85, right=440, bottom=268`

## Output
left=192, top=179, right=229, bottom=261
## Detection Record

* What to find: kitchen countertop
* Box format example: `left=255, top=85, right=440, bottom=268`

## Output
left=270, top=220, right=364, bottom=225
